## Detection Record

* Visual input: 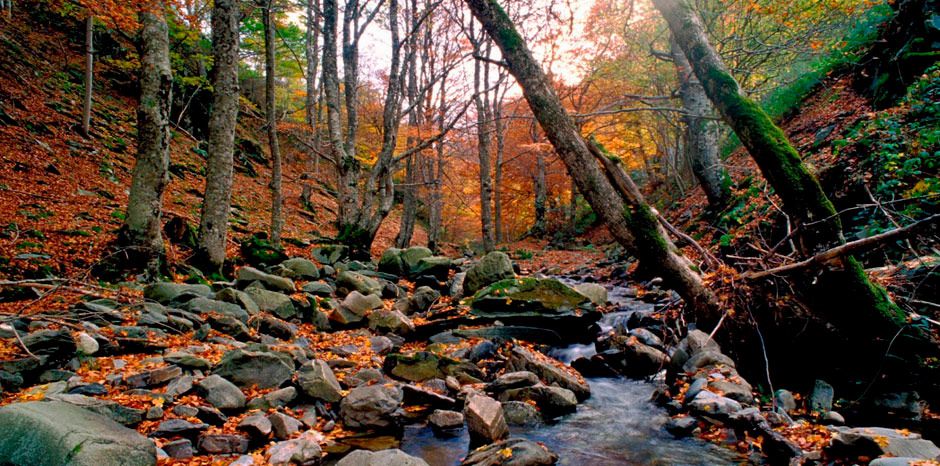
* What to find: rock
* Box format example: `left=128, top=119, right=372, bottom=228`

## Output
left=678, top=329, right=720, bottom=356
left=150, top=418, right=209, bottom=438
left=185, top=297, right=249, bottom=322
left=206, top=313, right=252, bottom=340
left=370, top=336, right=395, bottom=355
left=687, top=390, right=742, bottom=421
left=487, top=371, right=540, bottom=394
left=22, top=329, right=76, bottom=359
left=870, top=458, right=940, bottom=466
left=383, top=352, right=480, bottom=383
left=682, top=350, right=735, bottom=373
left=411, top=256, right=453, bottom=280
left=76, top=332, right=100, bottom=355
left=665, top=416, right=699, bottom=438
left=627, top=328, right=662, bottom=348
left=257, top=315, right=298, bottom=340
left=614, top=338, right=669, bottom=378
left=461, top=438, right=558, bottom=466
left=247, top=387, right=298, bottom=410
left=197, top=434, right=249, bottom=455
left=267, top=432, right=322, bottom=465
left=401, top=247, right=433, bottom=273
left=303, top=281, right=334, bottom=297
left=196, top=406, right=228, bottom=425
left=312, top=245, right=348, bottom=265
left=340, top=384, right=404, bottom=430
left=507, top=346, right=590, bottom=401
left=499, top=384, right=578, bottom=418
left=0, top=401, right=156, bottom=465
left=268, top=412, right=303, bottom=440
left=164, top=351, right=211, bottom=370
left=829, top=426, right=940, bottom=460
left=410, top=286, right=440, bottom=313
left=343, top=291, right=384, bottom=315
left=237, top=412, right=272, bottom=439
left=237, top=266, right=296, bottom=292
left=378, top=248, right=405, bottom=276
left=401, top=384, right=457, bottom=409
left=163, top=439, right=194, bottom=459
left=774, top=389, right=797, bottom=414
left=280, top=258, right=321, bottom=280
left=470, top=278, right=599, bottom=339
left=574, top=283, right=608, bottom=305
left=336, top=271, right=382, bottom=296
left=709, top=379, right=754, bottom=405
left=464, top=393, right=509, bottom=446
left=346, top=368, right=386, bottom=388
left=297, top=360, right=343, bottom=402
left=144, top=282, right=212, bottom=304
left=463, top=252, right=515, bottom=296
left=196, top=375, right=246, bottom=410
left=336, top=449, right=428, bottom=466
left=368, top=309, right=415, bottom=335
left=823, top=411, right=845, bottom=425
left=501, top=401, right=541, bottom=426
left=245, top=287, right=296, bottom=319
left=46, top=393, right=145, bottom=426
left=125, top=365, right=182, bottom=388
left=685, top=378, right=708, bottom=404
left=213, top=349, right=294, bottom=389
left=429, top=409, right=464, bottom=431
left=810, top=379, right=834, bottom=413
left=215, top=288, right=261, bottom=316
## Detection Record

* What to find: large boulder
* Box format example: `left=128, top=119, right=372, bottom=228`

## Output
left=336, top=271, right=383, bottom=296
left=410, top=256, right=453, bottom=280
left=337, top=449, right=429, bottom=466
left=278, top=258, right=320, bottom=280
left=0, top=401, right=156, bottom=465
left=340, top=384, right=404, bottom=430
left=471, top=278, right=599, bottom=340
left=464, top=394, right=509, bottom=446
left=498, top=384, right=577, bottom=418
left=378, top=248, right=405, bottom=276
left=213, top=349, right=294, bottom=389
left=297, top=360, right=343, bottom=402
left=400, top=247, right=433, bottom=273
left=463, top=251, right=515, bottom=296
left=573, top=283, right=608, bottom=305
left=828, top=426, right=940, bottom=460
left=507, top=346, right=590, bottom=401
left=462, top=438, right=558, bottom=466
left=383, top=352, right=481, bottom=383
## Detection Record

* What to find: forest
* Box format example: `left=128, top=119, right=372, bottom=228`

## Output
left=0, top=0, right=938, bottom=464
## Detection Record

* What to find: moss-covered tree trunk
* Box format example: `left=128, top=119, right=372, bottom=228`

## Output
left=195, top=0, right=240, bottom=274
left=464, top=0, right=721, bottom=320
left=123, top=2, right=172, bottom=280
left=653, top=0, right=910, bottom=337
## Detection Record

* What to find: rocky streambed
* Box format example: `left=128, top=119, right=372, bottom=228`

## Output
left=0, top=247, right=937, bottom=466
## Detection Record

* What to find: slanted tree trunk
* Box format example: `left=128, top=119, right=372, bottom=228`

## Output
left=81, top=14, right=94, bottom=138
left=263, top=0, right=284, bottom=246
left=123, top=1, right=172, bottom=279
left=653, top=0, right=910, bottom=335
left=671, top=37, right=729, bottom=210
left=195, top=0, right=240, bottom=274
left=464, top=0, right=719, bottom=318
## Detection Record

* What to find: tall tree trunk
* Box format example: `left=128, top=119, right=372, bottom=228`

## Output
left=493, top=97, right=505, bottom=243
left=473, top=38, right=496, bottom=253
left=427, top=68, right=448, bottom=252
left=81, top=14, right=94, bottom=138
left=670, top=36, right=729, bottom=210
left=395, top=0, right=421, bottom=249
left=263, top=0, right=284, bottom=246
left=195, top=0, right=240, bottom=274
left=653, top=0, right=910, bottom=336
left=464, top=0, right=719, bottom=318
left=301, top=0, right=321, bottom=212
left=532, top=148, right=547, bottom=236
left=124, top=1, right=172, bottom=280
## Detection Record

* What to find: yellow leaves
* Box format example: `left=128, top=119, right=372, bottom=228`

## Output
left=499, top=448, right=513, bottom=459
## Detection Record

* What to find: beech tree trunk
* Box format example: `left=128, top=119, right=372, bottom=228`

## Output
left=464, top=0, right=719, bottom=318
left=263, top=0, right=284, bottom=246
left=427, top=67, right=448, bottom=252
left=82, top=15, right=93, bottom=138
left=473, top=37, right=496, bottom=253
left=653, top=0, right=910, bottom=335
left=124, top=2, right=172, bottom=279
left=195, top=0, right=239, bottom=274
left=532, top=147, right=547, bottom=236
left=671, top=36, right=729, bottom=210
left=493, top=94, right=506, bottom=242
left=305, top=0, right=320, bottom=130
left=395, top=0, right=422, bottom=249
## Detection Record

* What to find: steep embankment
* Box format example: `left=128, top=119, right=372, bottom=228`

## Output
left=0, top=12, right=423, bottom=284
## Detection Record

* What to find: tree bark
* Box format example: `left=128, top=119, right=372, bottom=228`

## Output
left=493, top=89, right=506, bottom=243
left=653, top=0, right=909, bottom=334
left=82, top=14, right=94, bottom=138
left=671, top=37, right=729, bottom=210
left=263, top=0, right=284, bottom=246
left=195, top=0, right=240, bottom=274
left=124, top=1, right=172, bottom=279
left=305, top=0, right=320, bottom=130
left=473, top=37, right=496, bottom=253
left=464, top=0, right=719, bottom=318
left=395, top=0, right=422, bottom=249
left=532, top=147, right=547, bottom=236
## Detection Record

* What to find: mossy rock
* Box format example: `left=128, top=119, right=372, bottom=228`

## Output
left=410, top=256, right=453, bottom=280
left=401, top=247, right=432, bottom=273
left=240, top=234, right=287, bottom=268
left=382, top=351, right=482, bottom=383
left=463, top=251, right=515, bottom=296
left=312, top=245, right=348, bottom=266
left=378, top=248, right=404, bottom=276
left=336, top=271, right=382, bottom=297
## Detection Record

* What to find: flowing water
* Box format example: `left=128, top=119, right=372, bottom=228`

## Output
left=400, top=282, right=745, bottom=465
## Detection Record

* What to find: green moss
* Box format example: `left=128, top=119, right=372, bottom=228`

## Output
left=488, top=0, right=524, bottom=52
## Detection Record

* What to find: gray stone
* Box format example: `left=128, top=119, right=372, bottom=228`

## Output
left=487, top=371, right=540, bottom=394
left=280, top=258, right=321, bottom=280
left=411, top=256, right=453, bottom=279
left=196, top=375, right=245, bottom=410
left=237, top=266, right=296, bottom=292
left=340, top=384, right=403, bottom=430
left=162, top=439, right=193, bottom=459
left=501, top=401, right=541, bottom=426
left=709, top=379, right=753, bottom=405
left=76, top=332, right=100, bottom=355
left=463, top=252, right=515, bottom=296
left=336, top=271, right=382, bottom=296
left=46, top=393, right=145, bottom=426
left=682, top=350, right=735, bottom=373
left=401, top=247, right=433, bottom=273
left=665, top=417, right=699, bottom=438
left=150, top=418, right=209, bottom=438
left=267, top=432, right=323, bottom=465
left=410, top=286, right=440, bottom=313
left=165, top=375, right=195, bottom=397
left=268, top=412, right=303, bottom=440
left=378, top=248, right=405, bottom=276
left=22, top=329, right=76, bottom=358
left=164, top=351, right=211, bottom=370
left=144, top=282, right=211, bottom=304
left=297, top=360, right=343, bottom=402
left=337, top=449, right=428, bottom=466
left=303, top=281, right=335, bottom=297
left=829, top=426, right=940, bottom=460
left=247, top=387, right=298, bottom=410
left=810, top=379, right=834, bottom=413
left=185, top=297, right=249, bottom=322
left=685, top=378, right=708, bottom=404
left=206, top=313, right=252, bottom=340
left=574, top=283, right=608, bottom=305
left=0, top=401, right=155, bottom=465
left=215, top=288, right=261, bottom=316
left=507, top=346, right=590, bottom=401
left=429, top=409, right=464, bottom=430
left=237, top=412, right=272, bottom=439
left=687, top=390, right=742, bottom=421
left=368, top=309, right=415, bottom=335
left=312, top=245, right=348, bottom=265
left=213, top=349, right=294, bottom=389
left=342, top=291, right=384, bottom=315
left=197, top=434, right=249, bottom=454
left=462, top=438, right=557, bottom=466
left=245, top=287, right=296, bottom=319
left=774, top=389, right=797, bottom=413
left=498, top=384, right=578, bottom=418
left=464, top=393, right=509, bottom=445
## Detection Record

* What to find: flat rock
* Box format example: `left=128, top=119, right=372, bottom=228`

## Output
left=195, top=375, right=246, bottom=410
left=267, top=432, right=323, bottom=465
left=507, top=346, right=590, bottom=401
left=829, top=426, right=940, bottom=460
left=213, top=349, right=294, bottom=389
left=461, top=438, right=558, bottom=466
left=336, top=448, right=428, bottom=466
left=237, top=266, right=296, bottom=292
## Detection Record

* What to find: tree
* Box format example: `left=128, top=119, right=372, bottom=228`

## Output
left=123, top=0, right=172, bottom=279
left=195, top=0, right=240, bottom=274
left=81, top=14, right=94, bottom=137
left=470, top=29, right=496, bottom=252
left=262, top=0, right=284, bottom=246
left=463, top=0, right=720, bottom=318
left=652, top=0, right=914, bottom=339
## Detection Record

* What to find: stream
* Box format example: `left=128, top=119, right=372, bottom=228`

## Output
left=400, top=281, right=746, bottom=465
